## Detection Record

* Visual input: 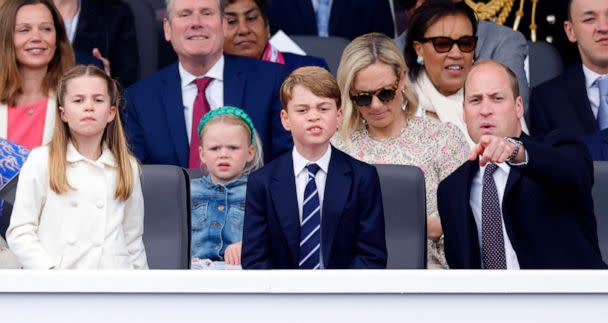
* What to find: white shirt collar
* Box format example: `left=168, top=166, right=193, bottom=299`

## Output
left=582, top=64, right=608, bottom=89
left=179, top=55, right=225, bottom=90
left=66, top=140, right=116, bottom=167
left=292, top=145, right=332, bottom=176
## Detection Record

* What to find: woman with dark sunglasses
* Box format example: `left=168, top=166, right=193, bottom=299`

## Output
left=332, top=33, right=468, bottom=269
left=404, top=0, right=478, bottom=146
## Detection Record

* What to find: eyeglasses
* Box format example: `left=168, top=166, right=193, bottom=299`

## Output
left=350, top=80, right=399, bottom=107
left=419, top=36, right=477, bottom=53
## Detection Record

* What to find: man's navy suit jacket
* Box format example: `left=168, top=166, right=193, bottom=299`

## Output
left=123, top=55, right=292, bottom=167
left=437, top=132, right=606, bottom=269
left=241, top=147, right=387, bottom=269
left=529, top=63, right=598, bottom=137
left=267, top=0, right=394, bottom=40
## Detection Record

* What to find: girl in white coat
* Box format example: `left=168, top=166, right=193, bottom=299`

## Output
left=7, top=65, right=148, bottom=269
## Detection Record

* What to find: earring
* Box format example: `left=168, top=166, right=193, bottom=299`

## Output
left=401, top=90, right=408, bottom=112
left=416, top=56, right=424, bottom=65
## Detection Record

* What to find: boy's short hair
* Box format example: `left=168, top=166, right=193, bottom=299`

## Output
left=280, top=66, right=341, bottom=110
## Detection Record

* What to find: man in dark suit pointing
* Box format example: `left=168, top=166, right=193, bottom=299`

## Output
left=438, top=60, right=606, bottom=269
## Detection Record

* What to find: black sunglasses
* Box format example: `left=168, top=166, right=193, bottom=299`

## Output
left=350, top=80, right=399, bottom=107
left=419, top=35, right=477, bottom=53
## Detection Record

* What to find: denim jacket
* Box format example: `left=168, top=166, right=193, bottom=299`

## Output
left=190, top=174, right=247, bottom=260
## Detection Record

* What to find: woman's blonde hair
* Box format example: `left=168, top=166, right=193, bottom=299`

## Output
left=200, top=114, right=264, bottom=176
left=0, top=0, right=75, bottom=105
left=50, top=65, right=135, bottom=201
left=336, top=33, right=418, bottom=140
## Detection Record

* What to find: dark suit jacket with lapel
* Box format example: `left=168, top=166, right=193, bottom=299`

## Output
left=437, top=131, right=606, bottom=269
left=73, top=0, right=139, bottom=87
left=267, top=0, right=394, bottom=40
left=584, top=128, right=608, bottom=161
left=123, top=55, right=292, bottom=167
left=529, top=63, right=597, bottom=137
left=241, top=147, right=387, bottom=269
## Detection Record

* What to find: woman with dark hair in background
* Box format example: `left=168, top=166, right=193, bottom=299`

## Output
left=223, top=0, right=329, bottom=73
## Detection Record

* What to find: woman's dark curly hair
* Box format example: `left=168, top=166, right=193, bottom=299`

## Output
left=404, top=0, right=477, bottom=81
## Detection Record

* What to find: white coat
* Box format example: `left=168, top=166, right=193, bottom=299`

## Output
left=6, top=142, right=148, bottom=269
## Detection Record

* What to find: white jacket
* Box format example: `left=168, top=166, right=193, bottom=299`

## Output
left=7, top=142, right=148, bottom=269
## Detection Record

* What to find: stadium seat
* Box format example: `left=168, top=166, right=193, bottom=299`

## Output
left=123, top=0, right=160, bottom=79
left=593, top=161, right=608, bottom=264
left=375, top=164, right=427, bottom=269
left=140, top=165, right=190, bottom=269
left=528, top=41, right=564, bottom=89
left=290, top=35, right=351, bottom=76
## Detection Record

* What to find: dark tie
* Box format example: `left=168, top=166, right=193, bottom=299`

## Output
left=189, top=77, right=213, bottom=168
left=481, top=163, right=507, bottom=269
left=299, top=163, right=321, bottom=269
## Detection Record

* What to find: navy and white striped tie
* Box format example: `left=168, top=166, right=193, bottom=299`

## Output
left=299, top=163, right=321, bottom=269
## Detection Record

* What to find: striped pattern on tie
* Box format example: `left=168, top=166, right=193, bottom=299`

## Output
left=299, top=163, right=321, bottom=269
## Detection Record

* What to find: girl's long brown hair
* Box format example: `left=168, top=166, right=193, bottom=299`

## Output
left=50, top=65, right=136, bottom=201
left=0, top=0, right=75, bottom=105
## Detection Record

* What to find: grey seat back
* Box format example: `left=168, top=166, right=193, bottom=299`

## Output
left=593, top=161, right=608, bottom=264
left=528, top=41, right=564, bottom=88
left=141, top=165, right=190, bottom=269
left=375, top=164, right=426, bottom=269
left=123, top=0, right=159, bottom=79
left=290, top=35, right=351, bottom=76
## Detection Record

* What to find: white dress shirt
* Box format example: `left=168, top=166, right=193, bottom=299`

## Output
left=293, top=145, right=331, bottom=223
left=179, top=56, right=224, bottom=144
left=469, top=162, right=521, bottom=269
left=582, top=64, right=608, bottom=119
left=63, top=0, right=81, bottom=44
left=6, top=142, right=148, bottom=269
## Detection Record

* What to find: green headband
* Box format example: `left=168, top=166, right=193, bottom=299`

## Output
left=197, top=106, right=256, bottom=144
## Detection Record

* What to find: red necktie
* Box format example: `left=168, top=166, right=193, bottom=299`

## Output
left=189, top=77, right=213, bottom=168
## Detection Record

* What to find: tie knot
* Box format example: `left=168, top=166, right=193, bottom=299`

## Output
left=484, top=163, right=498, bottom=177
left=195, top=77, right=213, bottom=93
left=306, top=163, right=320, bottom=175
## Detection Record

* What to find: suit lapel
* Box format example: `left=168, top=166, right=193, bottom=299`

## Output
left=328, top=0, right=344, bottom=35
left=296, top=0, right=318, bottom=34
left=321, top=148, right=352, bottom=266
left=161, top=64, right=189, bottom=167
left=223, top=56, right=246, bottom=108
left=462, top=161, right=482, bottom=268
left=567, top=64, right=597, bottom=133
left=270, top=154, right=300, bottom=263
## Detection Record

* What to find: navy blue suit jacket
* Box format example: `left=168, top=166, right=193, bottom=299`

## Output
left=241, top=147, right=387, bottom=269
left=282, top=52, right=329, bottom=74
left=437, top=132, right=606, bottom=269
left=529, top=63, right=597, bottom=137
left=584, top=128, right=608, bottom=161
left=268, top=0, right=394, bottom=40
left=123, top=55, right=292, bottom=167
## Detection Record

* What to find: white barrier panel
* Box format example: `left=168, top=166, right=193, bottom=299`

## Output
left=1, top=270, right=607, bottom=322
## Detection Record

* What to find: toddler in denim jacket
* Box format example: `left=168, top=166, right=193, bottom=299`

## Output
left=190, top=107, right=263, bottom=266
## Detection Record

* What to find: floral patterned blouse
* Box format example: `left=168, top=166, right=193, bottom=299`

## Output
left=332, top=116, right=469, bottom=269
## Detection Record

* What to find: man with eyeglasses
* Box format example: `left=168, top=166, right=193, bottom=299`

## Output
left=437, top=59, right=606, bottom=269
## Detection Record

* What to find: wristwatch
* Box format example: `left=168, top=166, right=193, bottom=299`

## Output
left=504, top=137, right=523, bottom=163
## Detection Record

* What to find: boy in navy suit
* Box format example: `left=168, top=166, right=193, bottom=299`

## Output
left=241, top=66, right=387, bottom=269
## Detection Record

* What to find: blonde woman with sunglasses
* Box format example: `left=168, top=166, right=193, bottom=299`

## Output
left=331, top=32, right=468, bottom=269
